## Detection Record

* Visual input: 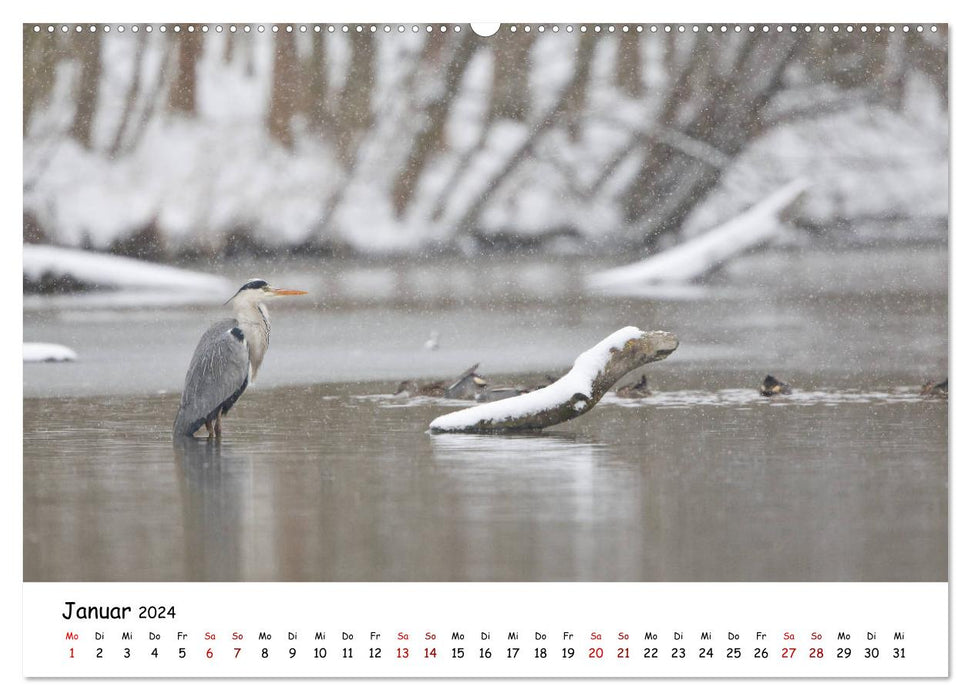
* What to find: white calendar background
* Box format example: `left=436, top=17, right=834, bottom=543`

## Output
left=23, top=582, right=947, bottom=677
left=8, top=0, right=967, bottom=695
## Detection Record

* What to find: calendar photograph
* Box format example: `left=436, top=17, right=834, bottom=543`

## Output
left=23, top=22, right=947, bottom=594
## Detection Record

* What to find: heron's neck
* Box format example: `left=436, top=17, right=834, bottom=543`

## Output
left=233, top=300, right=270, bottom=378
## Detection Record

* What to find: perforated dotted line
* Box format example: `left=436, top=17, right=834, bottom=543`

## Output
left=29, top=24, right=940, bottom=35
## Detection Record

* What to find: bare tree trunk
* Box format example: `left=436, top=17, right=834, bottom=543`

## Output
left=447, top=31, right=604, bottom=237
left=70, top=28, right=102, bottom=148
left=168, top=27, right=203, bottom=115
left=306, top=31, right=329, bottom=136
left=125, top=37, right=173, bottom=153
left=267, top=30, right=299, bottom=148
left=23, top=27, right=61, bottom=135
left=489, top=27, right=533, bottom=122
left=909, top=26, right=948, bottom=101
left=622, top=33, right=804, bottom=248
left=333, top=32, right=375, bottom=164
left=615, top=31, right=643, bottom=98
left=109, top=30, right=149, bottom=156
left=392, top=32, right=479, bottom=217
left=562, top=32, right=596, bottom=140
left=223, top=29, right=236, bottom=63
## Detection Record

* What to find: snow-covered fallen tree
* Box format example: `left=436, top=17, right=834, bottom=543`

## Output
left=23, top=244, right=230, bottom=293
left=23, top=342, right=77, bottom=362
left=428, top=327, right=678, bottom=433
left=586, top=179, right=809, bottom=292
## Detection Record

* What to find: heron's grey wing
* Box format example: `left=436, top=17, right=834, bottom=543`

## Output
left=173, top=319, right=250, bottom=436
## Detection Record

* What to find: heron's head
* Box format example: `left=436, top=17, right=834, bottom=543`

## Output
left=226, top=279, right=308, bottom=306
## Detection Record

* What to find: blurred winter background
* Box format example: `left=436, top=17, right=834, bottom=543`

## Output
left=24, top=23, right=946, bottom=262
left=23, top=22, right=948, bottom=391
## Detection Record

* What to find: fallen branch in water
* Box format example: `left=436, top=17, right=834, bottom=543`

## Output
left=428, top=327, right=678, bottom=433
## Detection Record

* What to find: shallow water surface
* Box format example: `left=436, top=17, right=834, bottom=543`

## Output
left=23, top=246, right=948, bottom=582
left=24, top=381, right=946, bottom=582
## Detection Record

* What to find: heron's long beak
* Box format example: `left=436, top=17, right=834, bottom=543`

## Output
left=270, top=288, right=308, bottom=296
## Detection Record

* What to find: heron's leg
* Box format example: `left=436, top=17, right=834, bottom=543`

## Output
left=215, top=412, right=223, bottom=438
left=205, top=419, right=214, bottom=439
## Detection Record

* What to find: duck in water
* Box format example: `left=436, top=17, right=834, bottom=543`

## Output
left=395, top=364, right=486, bottom=399
left=759, top=375, right=793, bottom=397
left=615, top=374, right=652, bottom=399
left=920, top=379, right=948, bottom=398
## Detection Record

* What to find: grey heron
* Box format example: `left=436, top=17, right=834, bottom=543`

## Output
left=173, top=279, right=307, bottom=438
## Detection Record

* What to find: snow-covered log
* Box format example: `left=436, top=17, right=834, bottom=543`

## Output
left=24, top=342, right=77, bottom=362
left=587, top=179, right=809, bottom=291
left=23, top=244, right=230, bottom=293
left=429, top=327, right=678, bottom=433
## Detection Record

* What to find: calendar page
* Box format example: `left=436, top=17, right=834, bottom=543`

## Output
left=21, top=10, right=950, bottom=685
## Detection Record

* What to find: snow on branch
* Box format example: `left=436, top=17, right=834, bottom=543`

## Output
left=587, top=179, right=809, bottom=291
left=23, top=244, right=231, bottom=293
left=428, top=327, right=678, bottom=433
left=23, top=342, right=77, bottom=363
